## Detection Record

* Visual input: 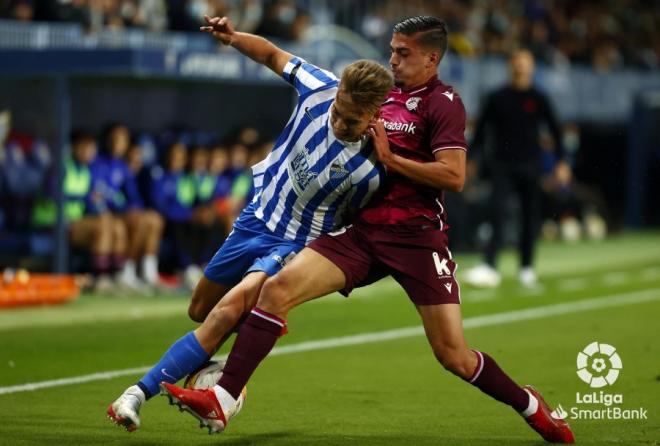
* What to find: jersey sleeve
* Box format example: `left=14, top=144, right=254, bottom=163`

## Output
left=281, top=56, right=338, bottom=97
left=347, top=165, right=382, bottom=210
left=428, top=91, right=468, bottom=154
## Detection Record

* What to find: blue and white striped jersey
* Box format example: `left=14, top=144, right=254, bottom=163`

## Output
left=250, top=56, right=384, bottom=245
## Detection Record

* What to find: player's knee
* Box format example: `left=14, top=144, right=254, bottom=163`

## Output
left=258, top=275, right=291, bottom=313
left=188, top=290, right=209, bottom=322
left=187, top=301, right=206, bottom=323
left=242, top=277, right=264, bottom=309
left=435, top=347, right=472, bottom=378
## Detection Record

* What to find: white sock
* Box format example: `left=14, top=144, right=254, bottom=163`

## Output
left=213, top=385, right=237, bottom=413
left=520, top=389, right=539, bottom=417
left=126, top=384, right=146, bottom=404
left=121, top=260, right=137, bottom=281
left=142, top=255, right=159, bottom=284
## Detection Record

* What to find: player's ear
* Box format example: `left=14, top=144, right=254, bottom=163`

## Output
left=428, top=50, right=440, bottom=67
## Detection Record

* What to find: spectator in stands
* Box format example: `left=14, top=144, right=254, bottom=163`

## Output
left=7, top=0, right=659, bottom=69
left=6, top=0, right=34, bottom=21
left=188, top=144, right=225, bottom=261
left=539, top=123, right=609, bottom=243
left=50, top=0, right=91, bottom=29
left=150, top=140, right=203, bottom=289
left=229, top=0, right=263, bottom=34
left=31, top=130, right=127, bottom=291
left=98, top=123, right=164, bottom=291
left=0, top=110, right=51, bottom=231
left=207, top=144, right=233, bottom=233
left=117, top=0, right=168, bottom=31
left=0, top=110, right=10, bottom=232
left=254, top=0, right=308, bottom=41
left=125, top=139, right=143, bottom=176
left=464, top=49, right=569, bottom=288
left=223, top=142, right=253, bottom=221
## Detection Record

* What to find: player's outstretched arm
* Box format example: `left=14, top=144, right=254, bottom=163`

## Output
left=201, top=15, right=293, bottom=76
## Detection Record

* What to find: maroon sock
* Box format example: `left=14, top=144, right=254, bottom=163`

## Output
left=92, top=254, right=111, bottom=275
left=111, top=254, right=125, bottom=272
left=218, top=308, right=286, bottom=399
left=466, top=350, right=530, bottom=412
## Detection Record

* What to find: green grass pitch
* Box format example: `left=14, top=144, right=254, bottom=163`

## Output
left=0, top=232, right=658, bottom=445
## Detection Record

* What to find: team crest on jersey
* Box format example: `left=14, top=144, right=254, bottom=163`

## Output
left=406, top=96, right=422, bottom=111
left=327, top=162, right=350, bottom=189
left=290, top=147, right=318, bottom=194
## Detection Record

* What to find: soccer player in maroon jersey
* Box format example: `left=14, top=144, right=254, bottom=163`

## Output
left=161, top=16, right=575, bottom=443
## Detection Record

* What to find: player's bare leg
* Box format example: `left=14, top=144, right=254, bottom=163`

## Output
left=160, top=248, right=346, bottom=433
left=256, top=248, right=346, bottom=318
left=417, top=303, right=574, bottom=443
left=188, top=276, right=231, bottom=322
left=416, top=304, right=477, bottom=378
left=194, top=271, right=267, bottom=353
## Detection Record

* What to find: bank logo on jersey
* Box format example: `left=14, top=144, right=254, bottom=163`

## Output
left=290, top=147, right=318, bottom=195
left=406, top=96, right=422, bottom=111
left=382, top=120, right=416, bottom=134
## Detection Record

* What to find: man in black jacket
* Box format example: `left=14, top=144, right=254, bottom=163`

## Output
left=465, top=49, right=569, bottom=287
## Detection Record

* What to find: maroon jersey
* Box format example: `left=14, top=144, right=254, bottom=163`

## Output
left=358, top=76, right=467, bottom=227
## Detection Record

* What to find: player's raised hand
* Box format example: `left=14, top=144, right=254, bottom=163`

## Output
left=367, top=119, right=393, bottom=165
left=200, top=15, right=235, bottom=45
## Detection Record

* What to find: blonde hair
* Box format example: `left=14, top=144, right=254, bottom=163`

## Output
left=339, top=60, right=394, bottom=114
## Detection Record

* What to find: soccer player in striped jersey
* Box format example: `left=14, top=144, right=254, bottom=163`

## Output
left=107, top=15, right=393, bottom=432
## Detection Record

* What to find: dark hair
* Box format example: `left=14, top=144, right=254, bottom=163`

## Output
left=70, top=129, right=95, bottom=146
left=393, top=16, right=448, bottom=60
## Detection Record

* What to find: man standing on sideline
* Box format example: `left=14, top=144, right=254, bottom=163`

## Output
left=464, top=49, right=569, bottom=288
left=161, top=17, right=575, bottom=444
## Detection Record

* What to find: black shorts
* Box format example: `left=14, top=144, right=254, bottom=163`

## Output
left=308, top=222, right=460, bottom=305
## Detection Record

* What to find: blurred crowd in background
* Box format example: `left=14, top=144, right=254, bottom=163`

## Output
left=0, top=110, right=273, bottom=291
left=345, top=0, right=660, bottom=71
left=0, top=0, right=311, bottom=41
left=2, top=0, right=659, bottom=70
left=0, top=104, right=609, bottom=291
left=1, top=0, right=651, bottom=291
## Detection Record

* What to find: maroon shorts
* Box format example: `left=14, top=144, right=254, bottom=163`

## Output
left=308, top=222, right=460, bottom=305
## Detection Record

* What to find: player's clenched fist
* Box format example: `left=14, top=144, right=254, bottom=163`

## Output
left=200, top=15, right=235, bottom=45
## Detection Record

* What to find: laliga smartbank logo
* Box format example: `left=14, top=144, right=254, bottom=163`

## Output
left=550, top=342, right=648, bottom=421
left=576, top=341, right=622, bottom=388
